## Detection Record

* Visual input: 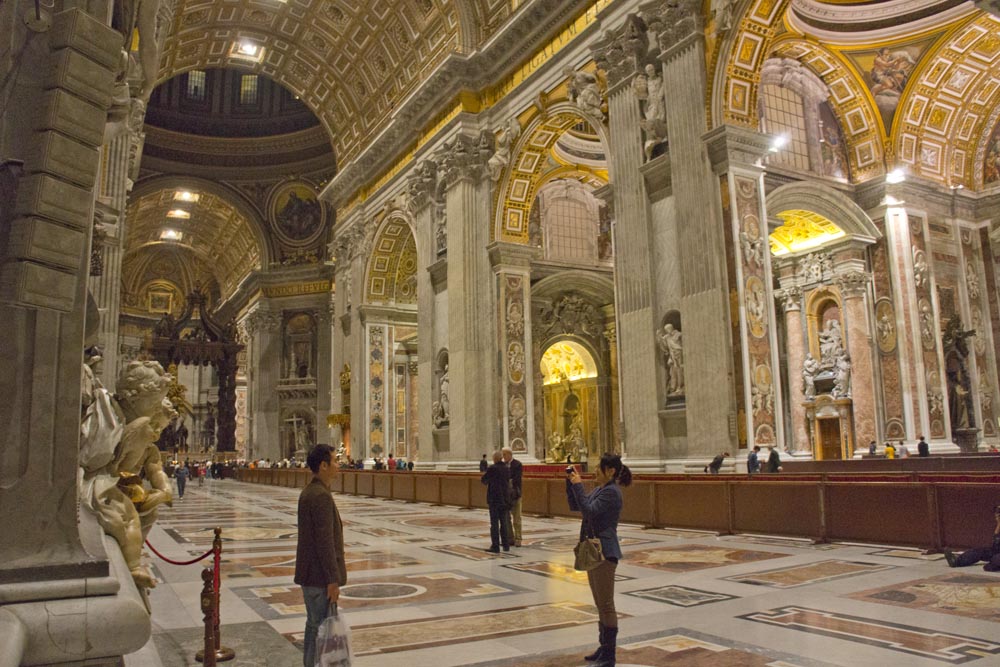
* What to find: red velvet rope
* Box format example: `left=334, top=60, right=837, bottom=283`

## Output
left=145, top=539, right=214, bottom=566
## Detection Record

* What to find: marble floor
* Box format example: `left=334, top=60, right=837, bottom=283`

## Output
left=128, top=479, right=1000, bottom=667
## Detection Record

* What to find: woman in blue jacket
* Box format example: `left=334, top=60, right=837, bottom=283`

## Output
left=567, top=452, right=632, bottom=666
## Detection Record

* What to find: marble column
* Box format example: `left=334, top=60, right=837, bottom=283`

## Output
left=603, top=318, right=621, bottom=452
left=777, top=287, right=809, bottom=453
left=316, top=301, right=334, bottom=436
left=406, top=163, right=441, bottom=464
left=244, top=305, right=282, bottom=461
left=590, top=56, right=660, bottom=464
left=0, top=5, right=154, bottom=663
left=436, top=133, right=497, bottom=462
left=489, top=241, right=540, bottom=461
left=837, top=271, right=877, bottom=452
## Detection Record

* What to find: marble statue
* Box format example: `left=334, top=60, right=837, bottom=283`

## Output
left=657, top=323, right=684, bottom=396
left=548, top=431, right=566, bottom=462
left=565, top=67, right=604, bottom=121
left=432, top=400, right=448, bottom=428
left=818, top=319, right=843, bottom=362
left=833, top=353, right=851, bottom=398
left=439, top=364, right=450, bottom=421
left=642, top=64, right=665, bottom=124
left=82, top=360, right=175, bottom=591
left=487, top=118, right=521, bottom=181
left=802, top=353, right=819, bottom=399
left=943, top=316, right=977, bottom=432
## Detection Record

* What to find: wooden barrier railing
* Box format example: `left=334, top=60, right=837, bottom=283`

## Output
left=236, top=469, right=997, bottom=550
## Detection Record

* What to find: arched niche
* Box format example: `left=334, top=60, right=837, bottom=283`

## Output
left=766, top=181, right=881, bottom=256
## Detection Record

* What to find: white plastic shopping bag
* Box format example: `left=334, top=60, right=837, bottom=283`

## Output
left=314, top=604, right=353, bottom=667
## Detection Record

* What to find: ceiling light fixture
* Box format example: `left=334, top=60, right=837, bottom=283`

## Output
left=238, top=42, right=258, bottom=56
left=160, top=229, right=183, bottom=241
left=174, top=190, right=199, bottom=202
left=166, top=209, right=191, bottom=219
left=769, top=135, right=788, bottom=153
left=885, top=168, right=906, bottom=184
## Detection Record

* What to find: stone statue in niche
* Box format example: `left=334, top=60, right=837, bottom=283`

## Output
left=943, top=315, right=976, bottom=433
left=833, top=353, right=852, bottom=398
left=564, top=67, right=605, bottom=122
left=802, top=353, right=819, bottom=399
left=487, top=117, right=521, bottom=181
left=657, top=323, right=684, bottom=396
left=438, top=364, right=451, bottom=422
left=818, top=319, right=843, bottom=363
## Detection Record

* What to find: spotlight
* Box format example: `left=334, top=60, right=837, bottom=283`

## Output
left=769, top=135, right=788, bottom=153
left=238, top=42, right=258, bottom=56
left=886, top=168, right=906, bottom=184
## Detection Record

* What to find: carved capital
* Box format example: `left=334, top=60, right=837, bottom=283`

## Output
left=436, top=132, right=493, bottom=187
left=775, top=286, right=803, bottom=312
left=406, top=159, right=440, bottom=212
left=836, top=270, right=870, bottom=298
left=243, top=308, right=282, bottom=336
left=591, top=15, right=650, bottom=89
left=641, top=0, right=704, bottom=54
left=604, top=324, right=617, bottom=345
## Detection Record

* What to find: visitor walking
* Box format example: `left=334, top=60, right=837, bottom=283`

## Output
left=567, top=453, right=633, bottom=667
left=765, top=446, right=782, bottom=473
left=173, top=462, right=189, bottom=499
left=481, top=451, right=513, bottom=552
left=705, top=452, right=729, bottom=474
left=294, top=444, right=347, bottom=667
left=502, top=446, right=523, bottom=546
left=747, top=446, right=760, bottom=475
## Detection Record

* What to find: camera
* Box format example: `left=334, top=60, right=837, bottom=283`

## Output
left=565, top=466, right=575, bottom=475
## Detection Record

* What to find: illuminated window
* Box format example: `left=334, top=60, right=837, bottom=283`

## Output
left=761, top=84, right=811, bottom=173
left=166, top=209, right=190, bottom=219
left=173, top=191, right=200, bottom=203
left=538, top=180, right=600, bottom=265
left=186, top=70, right=206, bottom=101
left=160, top=229, right=183, bottom=241
left=240, top=75, right=259, bottom=105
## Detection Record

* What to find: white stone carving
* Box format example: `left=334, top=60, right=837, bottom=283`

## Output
left=819, top=319, right=843, bottom=363
left=752, top=372, right=774, bottom=415
left=833, top=353, right=851, bottom=399
left=796, top=252, right=832, bottom=284
left=802, top=353, right=819, bottom=400
left=657, top=323, right=684, bottom=396
left=775, top=286, right=802, bottom=312
left=487, top=117, right=521, bottom=182
left=918, top=298, right=936, bottom=350
left=912, top=246, right=928, bottom=288
left=740, top=227, right=764, bottom=267
left=966, top=261, right=980, bottom=301
left=564, top=67, right=605, bottom=122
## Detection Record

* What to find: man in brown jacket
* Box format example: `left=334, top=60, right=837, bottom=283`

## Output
left=295, top=444, right=347, bottom=666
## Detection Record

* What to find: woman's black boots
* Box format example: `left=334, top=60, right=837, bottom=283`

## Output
left=585, top=622, right=604, bottom=661
left=591, top=625, right=618, bottom=666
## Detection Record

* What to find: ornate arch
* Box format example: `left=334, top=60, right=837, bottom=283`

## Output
left=711, top=0, right=794, bottom=130
left=364, top=214, right=418, bottom=306
left=492, top=102, right=610, bottom=244
left=767, top=38, right=886, bottom=181
left=766, top=181, right=882, bottom=243
left=129, top=174, right=274, bottom=267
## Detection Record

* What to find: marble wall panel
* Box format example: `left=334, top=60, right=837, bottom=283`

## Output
left=910, top=215, right=946, bottom=439
left=871, top=225, right=907, bottom=439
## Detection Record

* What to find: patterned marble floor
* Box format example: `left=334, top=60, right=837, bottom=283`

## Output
left=127, top=479, right=1000, bottom=667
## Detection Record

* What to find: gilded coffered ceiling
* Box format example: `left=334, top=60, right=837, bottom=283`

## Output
left=365, top=218, right=418, bottom=306
left=719, top=0, right=1000, bottom=189
left=123, top=185, right=265, bottom=302
left=159, top=0, right=515, bottom=164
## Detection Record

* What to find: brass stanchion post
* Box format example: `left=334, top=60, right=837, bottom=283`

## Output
left=196, top=568, right=216, bottom=667
left=197, top=527, right=235, bottom=662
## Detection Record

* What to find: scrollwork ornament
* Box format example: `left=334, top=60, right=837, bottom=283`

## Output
left=966, top=261, right=980, bottom=301
left=836, top=270, right=870, bottom=298
left=774, top=286, right=802, bottom=312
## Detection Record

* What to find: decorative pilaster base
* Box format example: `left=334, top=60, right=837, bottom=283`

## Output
left=952, top=428, right=981, bottom=453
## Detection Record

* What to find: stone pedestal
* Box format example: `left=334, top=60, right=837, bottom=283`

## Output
left=952, top=428, right=981, bottom=453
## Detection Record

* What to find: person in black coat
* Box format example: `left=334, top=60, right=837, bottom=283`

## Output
left=917, top=435, right=930, bottom=457
left=765, top=446, right=782, bottom=473
left=479, top=454, right=488, bottom=473
left=481, top=451, right=513, bottom=552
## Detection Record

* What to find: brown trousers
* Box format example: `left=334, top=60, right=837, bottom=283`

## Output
left=587, top=558, right=618, bottom=627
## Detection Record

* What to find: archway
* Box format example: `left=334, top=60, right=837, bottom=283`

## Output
left=539, top=340, right=602, bottom=463
left=361, top=214, right=419, bottom=462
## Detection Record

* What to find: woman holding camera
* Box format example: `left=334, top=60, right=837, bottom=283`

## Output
left=567, top=453, right=632, bottom=666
